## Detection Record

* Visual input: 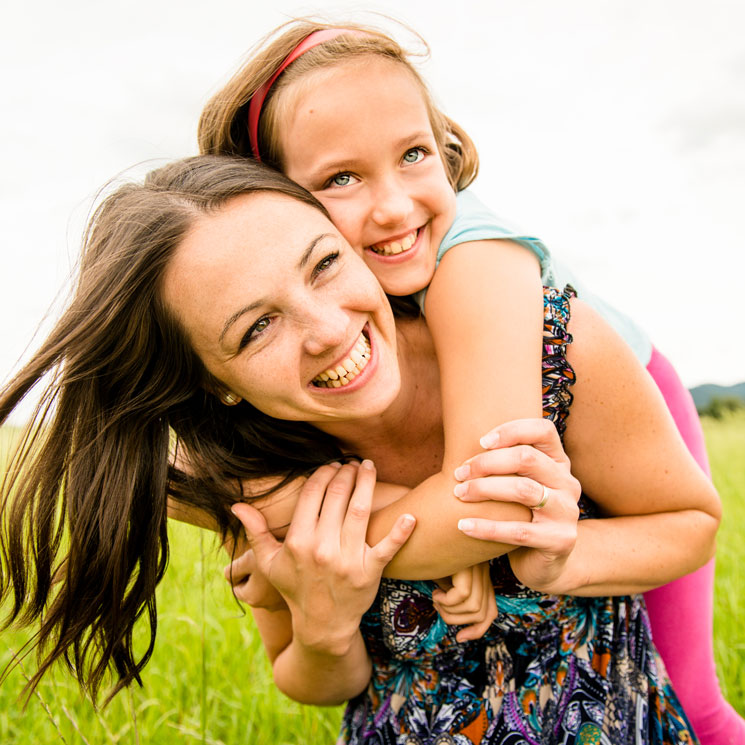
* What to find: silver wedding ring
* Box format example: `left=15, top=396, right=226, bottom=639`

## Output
left=533, top=485, right=549, bottom=510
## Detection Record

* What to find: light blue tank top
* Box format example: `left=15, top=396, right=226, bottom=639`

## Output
left=415, top=190, right=652, bottom=365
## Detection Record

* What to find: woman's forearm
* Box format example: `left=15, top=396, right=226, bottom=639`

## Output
left=251, top=605, right=371, bottom=705
left=546, top=509, right=718, bottom=596
left=272, top=627, right=372, bottom=705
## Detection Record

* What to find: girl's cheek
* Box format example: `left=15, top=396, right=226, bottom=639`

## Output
left=321, top=202, right=365, bottom=248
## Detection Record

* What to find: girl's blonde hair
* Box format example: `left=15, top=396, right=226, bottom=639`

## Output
left=198, top=19, right=479, bottom=191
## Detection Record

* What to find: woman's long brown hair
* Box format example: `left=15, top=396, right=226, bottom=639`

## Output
left=0, top=155, right=352, bottom=703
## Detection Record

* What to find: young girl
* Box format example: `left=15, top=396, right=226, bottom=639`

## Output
left=198, top=20, right=744, bottom=742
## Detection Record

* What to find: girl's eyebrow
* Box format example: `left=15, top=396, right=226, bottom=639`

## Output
left=307, top=131, right=436, bottom=177
left=394, top=130, right=433, bottom=148
left=218, top=232, right=334, bottom=343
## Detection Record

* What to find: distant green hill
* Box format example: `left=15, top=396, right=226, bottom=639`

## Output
left=690, top=382, right=745, bottom=410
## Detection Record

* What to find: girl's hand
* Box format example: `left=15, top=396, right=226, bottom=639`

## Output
left=231, top=461, right=416, bottom=654
left=225, top=547, right=287, bottom=613
left=432, top=562, right=498, bottom=642
left=454, top=419, right=581, bottom=594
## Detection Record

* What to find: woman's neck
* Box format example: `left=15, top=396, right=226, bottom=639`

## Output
left=319, top=317, right=444, bottom=487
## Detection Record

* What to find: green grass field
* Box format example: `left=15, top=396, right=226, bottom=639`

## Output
left=1, top=413, right=743, bottom=743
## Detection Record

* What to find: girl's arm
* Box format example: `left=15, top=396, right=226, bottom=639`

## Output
left=452, top=299, right=721, bottom=594
left=365, top=239, right=547, bottom=577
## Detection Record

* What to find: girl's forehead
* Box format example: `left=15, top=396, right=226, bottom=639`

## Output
left=280, top=56, right=425, bottom=116
left=277, top=59, right=433, bottom=168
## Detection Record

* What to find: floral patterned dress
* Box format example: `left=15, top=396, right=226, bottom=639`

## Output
left=338, top=287, right=698, bottom=745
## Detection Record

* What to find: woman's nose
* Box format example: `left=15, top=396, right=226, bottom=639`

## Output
left=370, top=178, right=412, bottom=228
left=301, top=304, right=350, bottom=357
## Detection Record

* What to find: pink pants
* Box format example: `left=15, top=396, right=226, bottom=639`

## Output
left=645, top=347, right=744, bottom=743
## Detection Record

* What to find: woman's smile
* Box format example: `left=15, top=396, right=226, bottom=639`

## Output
left=311, top=326, right=372, bottom=389
left=161, top=191, right=402, bottom=426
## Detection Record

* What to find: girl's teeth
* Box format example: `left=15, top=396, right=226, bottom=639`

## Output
left=371, top=230, right=417, bottom=255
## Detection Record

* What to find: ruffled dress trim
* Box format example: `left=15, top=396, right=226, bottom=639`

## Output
left=541, top=285, right=576, bottom=438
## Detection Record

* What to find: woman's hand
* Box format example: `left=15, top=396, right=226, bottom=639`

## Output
left=432, top=562, right=498, bottom=642
left=231, top=460, right=416, bottom=655
left=453, top=419, right=581, bottom=594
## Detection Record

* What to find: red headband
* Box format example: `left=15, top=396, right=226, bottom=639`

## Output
left=247, top=28, right=362, bottom=161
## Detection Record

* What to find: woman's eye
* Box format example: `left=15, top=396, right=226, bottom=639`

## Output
left=402, top=147, right=426, bottom=165
left=240, top=316, right=271, bottom=348
left=312, top=251, right=340, bottom=279
left=327, top=173, right=358, bottom=188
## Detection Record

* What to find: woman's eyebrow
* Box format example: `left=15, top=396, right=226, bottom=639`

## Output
left=219, top=233, right=335, bottom=343
left=297, top=233, right=334, bottom=270
left=220, top=300, right=263, bottom=343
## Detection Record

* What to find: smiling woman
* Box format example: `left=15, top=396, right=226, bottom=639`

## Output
left=0, top=156, right=363, bottom=701
left=161, top=191, right=400, bottom=424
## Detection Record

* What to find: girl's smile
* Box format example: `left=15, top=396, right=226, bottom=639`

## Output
left=279, top=57, right=457, bottom=297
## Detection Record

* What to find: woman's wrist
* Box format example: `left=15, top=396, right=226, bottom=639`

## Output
left=273, top=629, right=372, bottom=706
left=291, top=616, right=363, bottom=658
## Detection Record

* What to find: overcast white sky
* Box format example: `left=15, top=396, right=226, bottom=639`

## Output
left=1, top=0, right=743, bottom=424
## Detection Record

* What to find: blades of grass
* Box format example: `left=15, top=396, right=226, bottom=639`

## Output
left=127, top=685, right=141, bottom=745
left=4, top=647, right=68, bottom=744
left=60, top=705, right=92, bottom=745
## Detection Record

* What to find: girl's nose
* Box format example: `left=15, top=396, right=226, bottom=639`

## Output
left=370, top=178, right=412, bottom=228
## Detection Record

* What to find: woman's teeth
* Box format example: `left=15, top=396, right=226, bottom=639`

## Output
left=370, top=230, right=417, bottom=256
left=312, top=332, right=371, bottom=388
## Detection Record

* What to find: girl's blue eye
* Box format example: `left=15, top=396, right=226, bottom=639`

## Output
left=403, top=148, right=425, bottom=164
left=312, top=251, right=340, bottom=279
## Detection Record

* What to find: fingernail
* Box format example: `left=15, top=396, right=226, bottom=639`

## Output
left=329, top=461, right=342, bottom=468
left=454, top=482, right=468, bottom=499
left=361, top=459, right=374, bottom=470
left=230, top=505, right=240, bottom=516
left=454, top=464, right=470, bottom=481
left=401, top=514, right=416, bottom=528
left=480, top=431, right=499, bottom=449
left=458, top=518, right=475, bottom=533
